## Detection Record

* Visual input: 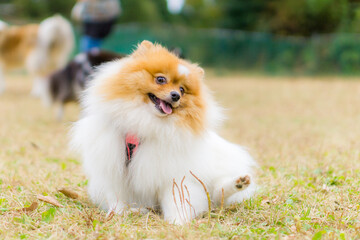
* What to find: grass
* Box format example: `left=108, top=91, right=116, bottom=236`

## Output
left=1, top=73, right=360, bottom=239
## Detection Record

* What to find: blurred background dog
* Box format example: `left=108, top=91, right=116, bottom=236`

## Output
left=0, top=15, right=74, bottom=104
left=48, top=49, right=124, bottom=120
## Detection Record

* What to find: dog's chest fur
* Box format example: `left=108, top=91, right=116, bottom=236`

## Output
left=121, top=133, right=202, bottom=206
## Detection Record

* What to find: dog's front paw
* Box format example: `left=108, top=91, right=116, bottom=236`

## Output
left=235, top=175, right=251, bottom=190
left=128, top=207, right=149, bottom=215
left=107, top=206, right=149, bottom=217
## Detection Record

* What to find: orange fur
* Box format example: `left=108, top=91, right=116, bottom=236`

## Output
left=99, top=41, right=207, bottom=134
left=0, top=24, right=39, bottom=69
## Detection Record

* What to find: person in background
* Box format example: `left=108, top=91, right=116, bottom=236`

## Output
left=71, top=0, right=121, bottom=52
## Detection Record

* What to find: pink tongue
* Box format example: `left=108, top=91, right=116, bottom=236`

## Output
left=159, top=100, right=172, bottom=114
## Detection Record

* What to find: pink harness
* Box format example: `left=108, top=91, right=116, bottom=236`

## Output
left=125, top=133, right=139, bottom=166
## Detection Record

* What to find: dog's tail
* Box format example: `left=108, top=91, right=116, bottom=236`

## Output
left=27, top=15, right=75, bottom=77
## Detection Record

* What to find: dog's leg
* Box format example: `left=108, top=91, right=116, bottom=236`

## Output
left=31, top=77, right=42, bottom=97
left=212, top=175, right=251, bottom=205
left=107, top=201, right=127, bottom=215
left=0, top=67, right=5, bottom=94
left=88, top=178, right=128, bottom=216
left=34, top=77, right=52, bottom=107
left=106, top=194, right=152, bottom=216
left=160, top=180, right=208, bottom=224
left=56, top=104, right=64, bottom=121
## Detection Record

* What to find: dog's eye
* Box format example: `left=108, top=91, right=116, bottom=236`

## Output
left=179, top=86, right=185, bottom=95
left=155, top=76, right=167, bottom=85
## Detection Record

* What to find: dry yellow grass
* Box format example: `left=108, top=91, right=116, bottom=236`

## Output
left=1, top=73, right=360, bottom=239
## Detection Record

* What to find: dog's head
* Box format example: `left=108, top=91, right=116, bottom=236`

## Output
left=97, top=41, right=208, bottom=134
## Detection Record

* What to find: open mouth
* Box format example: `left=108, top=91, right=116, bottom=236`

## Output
left=148, top=93, right=173, bottom=115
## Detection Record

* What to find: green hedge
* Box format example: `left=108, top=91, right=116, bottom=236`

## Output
left=90, top=24, right=360, bottom=74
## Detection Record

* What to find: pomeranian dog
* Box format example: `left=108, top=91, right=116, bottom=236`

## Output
left=48, top=49, right=124, bottom=120
left=71, top=41, right=256, bottom=224
left=0, top=15, right=74, bottom=103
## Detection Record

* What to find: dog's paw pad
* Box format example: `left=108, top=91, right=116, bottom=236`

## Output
left=235, top=175, right=251, bottom=189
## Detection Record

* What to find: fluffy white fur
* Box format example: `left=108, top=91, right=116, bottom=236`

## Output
left=178, top=64, right=190, bottom=77
left=71, top=58, right=256, bottom=224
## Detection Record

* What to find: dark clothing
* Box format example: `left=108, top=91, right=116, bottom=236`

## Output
left=82, top=18, right=117, bottom=39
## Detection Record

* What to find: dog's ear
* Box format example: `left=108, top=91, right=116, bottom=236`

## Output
left=194, top=66, right=205, bottom=80
left=197, top=67, right=204, bottom=77
left=133, top=40, right=153, bottom=57
left=140, top=40, right=153, bottom=49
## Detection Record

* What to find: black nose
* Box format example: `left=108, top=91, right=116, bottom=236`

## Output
left=170, top=91, right=180, bottom=102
